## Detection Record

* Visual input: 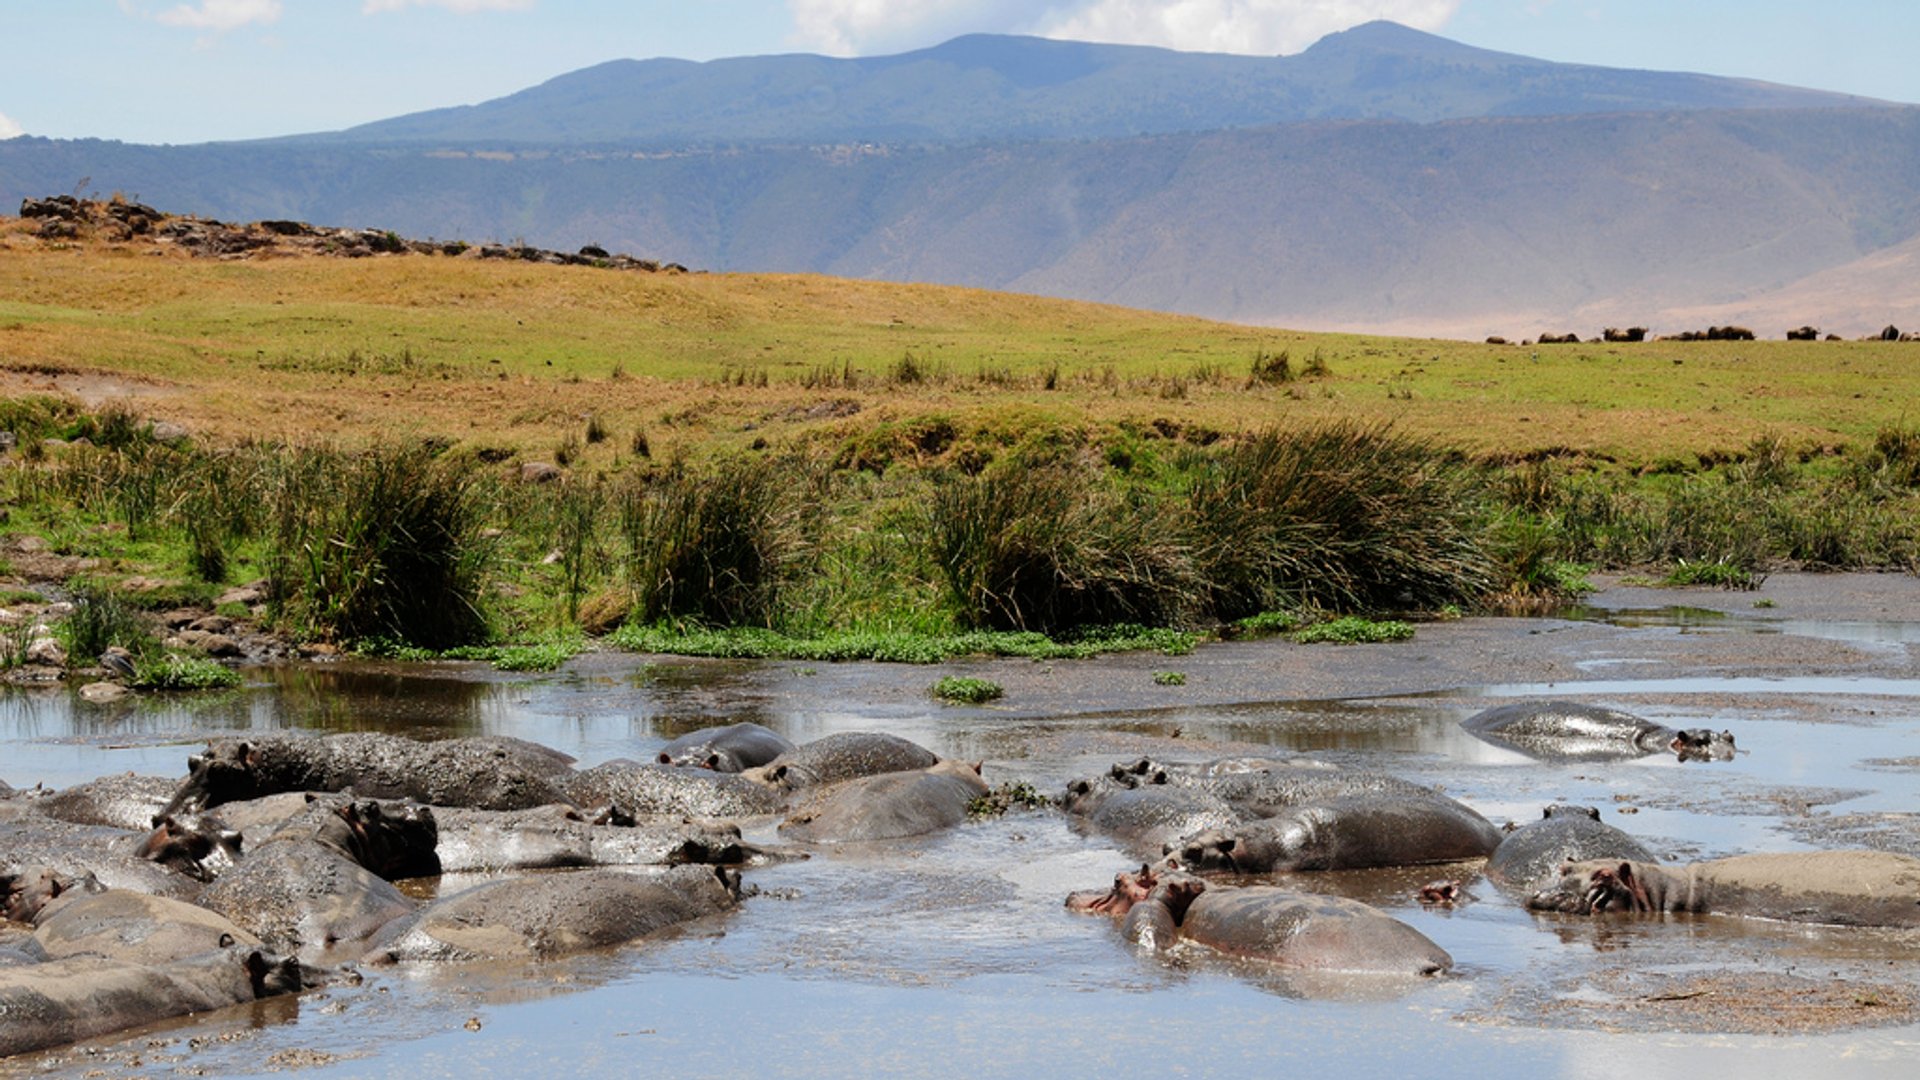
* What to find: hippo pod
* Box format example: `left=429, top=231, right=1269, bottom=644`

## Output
left=0, top=943, right=302, bottom=1059
left=160, top=732, right=578, bottom=816
left=363, top=864, right=740, bottom=963
left=1068, top=866, right=1451, bottom=976
left=1486, top=805, right=1654, bottom=893
left=1163, top=794, right=1502, bottom=874
left=1462, top=700, right=1736, bottom=763
left=25, top=889, right=261, bottom=966
left=740, top=732, right=941, bottom=792
left=778, top=760, right=989, bottom=843
left=195, top=796, right=439, bottom=962
left=656, top=722, right=795, bottom=773
left=1529, top=850, right=1920, bottom=928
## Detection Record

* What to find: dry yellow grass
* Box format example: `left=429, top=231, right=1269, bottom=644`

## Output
left=3, top=215, right=1916, bottom=469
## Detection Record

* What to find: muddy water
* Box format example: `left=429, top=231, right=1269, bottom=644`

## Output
left=5, top=574, right=1920, bottom=1078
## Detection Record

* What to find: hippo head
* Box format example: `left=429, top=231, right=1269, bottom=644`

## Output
left=1145, top=872, right=1206, bottom=925
left=1670, top=729, right=1737, bottom=763
left=1528, top=860, right=1652, bottom=915
left=1162, top=829, right=1243, bottom=875
left=1, top=865, right=100, bottom=923
left=1542, top=804, right=1602, bottom=822
left=243, top=949, right=306, bottom=999
left=1108, top=759, right=1171, bottom=788
left=136, top=813, right=244, bottom=882
left=1418, top=880, right=1465, bottom=905
left=1065, top=866, right=1160, bottom=918
left=160, top=740, right=265, bottom=817
left=328, top=799, right=441, bottom=880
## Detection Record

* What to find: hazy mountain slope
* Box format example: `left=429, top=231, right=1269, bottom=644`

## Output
left=8, top=107, right=1915, bottom=335
left=296, top=23, right=1878, bottom=147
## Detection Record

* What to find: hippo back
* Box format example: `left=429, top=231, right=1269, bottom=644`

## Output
left=1181, top=886, right=1452, bottom=975
left=779, top=761, right=988, bottom=843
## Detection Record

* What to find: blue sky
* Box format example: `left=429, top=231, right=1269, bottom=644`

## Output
left=2, top=1, right=1914, bottom=144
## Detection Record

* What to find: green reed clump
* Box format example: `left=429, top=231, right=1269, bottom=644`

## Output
left=931, top=675, right=1003, bottom=703
left=263, top=441, right=495, bottom=649
left=619, top=459, right=804, bottom=627
left=131, top=654, right=242, bottom=690
left=925, top=464, right=1201, bottom=634
left=58, top=582, right=155, bottom=661
left=1188, top=423, right=1495, bottom=618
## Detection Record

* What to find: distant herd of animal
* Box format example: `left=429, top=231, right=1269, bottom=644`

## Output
left=5, top=700, right=1919, bottom=1059
left=1487, top=324, right=1916, bottom=346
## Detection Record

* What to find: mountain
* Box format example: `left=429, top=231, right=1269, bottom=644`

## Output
left=292, top=23, right=1879, bottom=147
left=3, top=23, right=1917, bottom=337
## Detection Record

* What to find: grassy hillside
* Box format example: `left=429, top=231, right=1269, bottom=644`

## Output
left=3, top=217, right=1916, bottom=469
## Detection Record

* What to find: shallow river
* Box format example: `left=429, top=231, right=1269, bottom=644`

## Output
left=5, top=575, right=1920, bottom=1078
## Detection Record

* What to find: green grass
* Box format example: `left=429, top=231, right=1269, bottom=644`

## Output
left=130, top=654, right=243, bottom=690
left=1292, top=617, right=1415, bottom=645
left=1153, top=670, right=1187, bottom=686
left=1662, top=559, right=1762, bottom=590
left=607, top=623, right=1194, bottom=663
left=931, top=676, right=1004, bottom=704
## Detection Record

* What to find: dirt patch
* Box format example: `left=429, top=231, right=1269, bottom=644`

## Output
left=1468, top=968, right=1918, bottom=1034
left=0, top=366, right=177, bottom=409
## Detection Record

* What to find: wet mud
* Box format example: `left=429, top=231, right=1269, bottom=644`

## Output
left=5, top=573, right=1920, bottom=1076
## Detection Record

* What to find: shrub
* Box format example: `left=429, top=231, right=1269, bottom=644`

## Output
left=131, top=654, right=242, bottom=690
left=618, top=459, right=803, bottom=627
left=924, top=465, right=1201, bottom=634
left=57, top=583, right=153, bottom=662
left=264, top=441, right=495, bottom=649
left=1188, top=423, right=1494, bottom=618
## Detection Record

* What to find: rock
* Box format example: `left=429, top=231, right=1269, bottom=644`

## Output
left=519, top=462, right=563, bottom=484
left=187, top=615, right=234, bottom=635
left=80, top=681, right=129, bottom=703
left=198, top=634, right=243, bottom=658
left=25, top=638, right=66, bottom=667
left=215, top=582, right=267, bottom=607
left=149, top=421, right=189, bottom=444
left=14, top=536, right=48, bottom=554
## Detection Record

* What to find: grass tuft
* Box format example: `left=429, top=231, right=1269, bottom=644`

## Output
left=932, top=675, right=1003, bottom=703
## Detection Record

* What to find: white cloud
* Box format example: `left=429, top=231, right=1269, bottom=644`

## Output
left=153, top=0, right=282, bottom=31
left=362, top=0, right=538, bottom=13
left=0, top=111, right=23, bottom=140
left=787, top=0, right=1462, bottom=56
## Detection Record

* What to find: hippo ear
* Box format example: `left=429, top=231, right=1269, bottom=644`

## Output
left=1613, top=861, right=1636, bottom=886
left=657, top=751, right=674, bottom=764
left=703, top=753, right=723, bottom=770
left=303, top=792, right=319, bottom=804
left=238, top=743, right=259, bottom=766
left=219, top=932, right=236, bottom=948
left=187, top=753, right=206, bottom=773
left=966, top=761, right=983, bottom=776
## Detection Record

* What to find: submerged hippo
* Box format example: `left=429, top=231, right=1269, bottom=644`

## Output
left=364, top=864, right=740, bottom=963
left=1529, top=850, right=1920, bottom=927
left=1069, top=866, right=1450, bottom=975
left=1076, top=786, right=1240, bottom=860
left=0, top=943, right=302, bottom=1059
left=1164, top=794, right=1501, bottom=874
left=1486, top=805, right=1655, bottom=892
left=2, top=865, right=97, bottom=924
left=656, top=722, right=795, bottom=773
left=1463, top=700, right=1736, bottom=762
left=429, top=805, right=773, bottom=872
left=2, top=818, right=202, bottom=900
left=779, top=760, right=988, bottom=843
left=196, top=796, right=438, bottom=961
left=564, top=760, right=784, bottom=819
left=160, top=732, right=578, bottom=816
left=1073, top=757, right=1441, bottom=821
left=26, top=889, right=261, bottom=965
left=134, top=813, right=244, bottom=883
left=741, top=732, right=941, bottom=792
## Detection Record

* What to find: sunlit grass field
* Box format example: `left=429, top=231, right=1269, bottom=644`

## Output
left=4, top=231, right=1914, bottom=469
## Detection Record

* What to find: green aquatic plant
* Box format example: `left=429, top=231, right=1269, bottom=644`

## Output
left=931, top=676, right=1003, bottom=704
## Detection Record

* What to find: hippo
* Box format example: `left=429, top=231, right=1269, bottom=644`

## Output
left=34, top=773, right=177, bottom=831
left=740, top=732, right=941, bottom=792
left=1528, top=851, right=1920, bottom=928
left=160, top=732, right=578, bottom=817
left=1462, top=700, right=1736, bottom=762
left=26, top=889, right=261, bottom=965
left=195, top=796, right=438, bottom=961
left=1082, top=757, right=1444, bottom=820
left=564, top=760, right=785, bottom=819
left=0, top=943, right=302, bottom=1059
left=1076, top=786, right=1239, bottom=860
left=779, top=760, right=989, bottom=843
left=1486, top=805, right=1655, bottom=892
left=428, top=805, right=773, bottom=872
left=363, top=864, right=739, bottom=963
left=1069, top=866, right=1451, bottom=975
left=656, top=722, right=795, bottom=773
left=1163, top=794, right=1501, bottom=874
